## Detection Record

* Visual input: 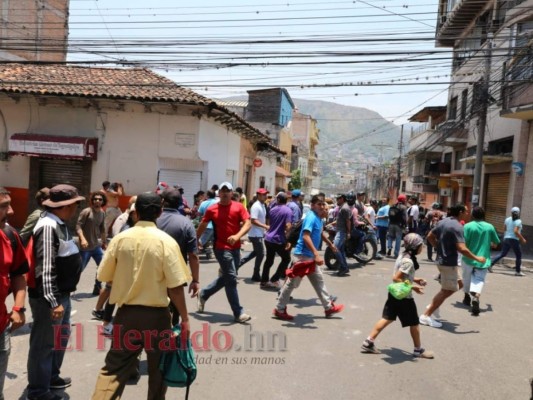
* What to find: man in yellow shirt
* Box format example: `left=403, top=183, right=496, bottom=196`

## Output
left=92, top=192, right=191, bottom=400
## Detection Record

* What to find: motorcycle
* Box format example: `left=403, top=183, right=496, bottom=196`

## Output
left=324, top=218, right=378, bottom=269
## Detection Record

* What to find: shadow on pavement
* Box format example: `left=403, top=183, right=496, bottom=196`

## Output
left=379, top=348, right=416, bottom=365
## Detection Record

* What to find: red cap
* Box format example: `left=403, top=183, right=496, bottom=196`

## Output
left=257, top=188, right=269, bottom=195
left=397, top=194, right=406, bottom=202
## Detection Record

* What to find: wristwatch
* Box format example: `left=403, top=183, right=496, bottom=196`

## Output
left=12, top=306, right=26, bottom=313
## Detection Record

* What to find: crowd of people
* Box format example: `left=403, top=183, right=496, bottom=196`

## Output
left=0, top=181, right=528, bottom=399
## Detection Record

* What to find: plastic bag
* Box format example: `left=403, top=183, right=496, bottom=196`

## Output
left=387, top=280, right=412, bottom=300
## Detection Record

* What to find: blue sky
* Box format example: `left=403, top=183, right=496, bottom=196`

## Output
left=67, top=0, right=451, bottom=125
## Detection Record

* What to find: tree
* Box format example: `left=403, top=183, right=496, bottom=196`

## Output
left=288, top=169, right=302, bottom=190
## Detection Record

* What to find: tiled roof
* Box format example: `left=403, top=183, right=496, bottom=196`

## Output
left=0, top=63, right=212, bottom=104
left=0, top=63, right=285, bottom=154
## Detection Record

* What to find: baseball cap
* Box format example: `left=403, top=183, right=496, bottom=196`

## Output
left=257, top=188, right=269, bottom=195
left=136, top=192, right=162, bottom=211
left=219, top=181, right=233, bottom=191
left=511, top=206, right=520, bottom=213
left=42, top=185, right=85, bottom=208
left=155, top=181, right=169, bottom=194
left=397, top=194, right=407, bottom=202
left=291, top=189, right=301, bottom=197
left=336, top=193, right=346, bottom=199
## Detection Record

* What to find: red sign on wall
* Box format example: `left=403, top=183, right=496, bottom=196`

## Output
left=253, top=158, right=263, bottom=168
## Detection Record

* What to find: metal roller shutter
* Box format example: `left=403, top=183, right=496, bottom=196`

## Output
left=484, top=173, right=510, bottom=233
left=157, top=169, right=202, bottom=205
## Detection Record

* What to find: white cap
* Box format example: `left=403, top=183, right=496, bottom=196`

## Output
left=511, top=206, right=520, bottom=213
left=219, top=181, right=233, bottom=191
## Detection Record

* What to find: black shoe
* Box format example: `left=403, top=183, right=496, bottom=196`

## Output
left=92, top=309, right=104, bottom=320
left=336, top=270, right=350, bottom=277
left=92, top=286, right=101, bottom=296
left=462, top=293, right=471, bottom=306
left=251, top=275, right=261, bottom=282
left=386, top=249, right=391, bottom=256
left=50, top=376, right=72, bottom=389
left=471, top=298, right=480, bottom=316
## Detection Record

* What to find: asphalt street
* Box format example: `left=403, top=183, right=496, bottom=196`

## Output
left=4, top=244, right=533, bottom=400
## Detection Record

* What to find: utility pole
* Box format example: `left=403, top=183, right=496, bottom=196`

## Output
left=396, top=124, right=403, bottom=194
left=472, top=35, right=493, bottom=207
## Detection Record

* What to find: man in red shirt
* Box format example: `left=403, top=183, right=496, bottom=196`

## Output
left=196, top=182, right=252, bottom=323
left=0, top=187, right=29, bottom=399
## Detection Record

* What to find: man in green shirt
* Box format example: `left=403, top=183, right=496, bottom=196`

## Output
left=462, top=206, right=500, bottom=316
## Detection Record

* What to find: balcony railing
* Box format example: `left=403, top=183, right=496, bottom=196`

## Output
left=502, top=45, right=533, bottom=111
left=412, top=176, right=439, bottom=185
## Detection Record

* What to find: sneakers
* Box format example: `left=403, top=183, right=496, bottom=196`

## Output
left=471, top=298, right=480, bottom=316
left=413, top=348, right=434, bottom=359
left=260, top=281, right=280, bottom=289
left=273, top=308, right=294, bottom=321
left=92, top=309, right=104, bottom=320
left=515, top=272, right=526, bottom=276
left=336, top=270, right=350, bottom=277
left=361, top=339, right=380, bottom=354
left=235, top=313, right=252, bottom=323
left=426, top=305, right=441, bottom=321
left=419, top=314, right=442, bottom=328
left=251, top=274, right=261, bottom=282
left=197, top=292, right=206, bottom=313
left=325, top=302, right=344, bottom=318
left=50, top=376, right=72, bottom=389
left=462, top=293, right=471, bottom=306
left=102, top=322, right=113, bottom=336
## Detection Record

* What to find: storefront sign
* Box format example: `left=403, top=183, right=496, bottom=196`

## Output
left=8, top=134, right=98, bottom=160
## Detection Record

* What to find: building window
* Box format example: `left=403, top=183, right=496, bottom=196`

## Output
left=448, top=96, right=458, bottom=120
left=454, top=149, right=464, bottom=170
left=461, top=89, right=468, bottom=121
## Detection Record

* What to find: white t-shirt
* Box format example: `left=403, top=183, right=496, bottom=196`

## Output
left=248, top=201, right=266, bottom=237
left=408, top=205, right=419, bottom=221
left=363, top=206, right=376, bottom=225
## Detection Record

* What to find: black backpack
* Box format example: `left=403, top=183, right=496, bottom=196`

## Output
left=388, top=204, right=403, bottom=225
left=286, top=219, right=304, bottom=246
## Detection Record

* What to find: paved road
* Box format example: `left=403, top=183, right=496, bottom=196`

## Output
left=4, top=245, right=533, bottom=400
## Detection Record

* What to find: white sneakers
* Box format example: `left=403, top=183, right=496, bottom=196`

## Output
left=426, top=305, right=441, bottom=320
left=419, top=314, right=442, bottom=328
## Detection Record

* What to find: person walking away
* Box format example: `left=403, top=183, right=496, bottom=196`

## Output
left=197, top=190, right=217, bottom=260
left=424, top=203, right=444, bottom=261
left=419, top=203, right=486, bottom=328
left=407, top=196, right=420, bottom=233
left=196, top=182, right=252, bottom=323
left=332, top=194, right=352, bottom=277
left=27, top=185, right=85, bottom=400
left=386, top=194, right=408, bottom=258
left=490, top=207, right=527, bottom=276
left=239, top=188, right=269, bottom=281
left=157, top=188, right=200, bottom=324
left=462, top=207, right=500, bottom=316
left=76, top=192, right=107, bottom=296
left=19, top=187, right=50, bottom=246
left=0, top=188, right=29, bottom=400
left=361, top=233, right=434, bottom=358
left=273, top=195, right=343, bottom=321
left=287, top=190, right=302, bottom=223
left=260, top=192, right=293, bottom=289
left=364, top=200, right=383, bottom=260
left=91, top=192, right=191, bottom=400
left=375, top=197, right=390, bottom=256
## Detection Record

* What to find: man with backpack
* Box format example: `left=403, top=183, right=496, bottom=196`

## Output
left=387, top=194, right=408, bottom=258
left=0, top=188, right=29, bottom=400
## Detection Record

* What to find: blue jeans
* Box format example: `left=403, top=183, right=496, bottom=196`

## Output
left=351, top=227, right=365, bottom=254
left=27, top=294, right=72, bottom=398
left=377, top=226, right=388, bottom=254
left=491, top=238, right=522, bottom=273
left=80, top=245, right=104, bottom=272
left=239, top=237, right=264, bottom=277
left=202, top=249, right=243, bottom=318
left=387, top=224, right=403, bottom=257
left=0, top=326, right=10, bottom=400
left=333, top=231, right=349, bottom=273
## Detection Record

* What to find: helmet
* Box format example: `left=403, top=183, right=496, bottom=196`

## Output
left=403, top=233, right=424, bottom=252
left=345, top=192, right=355, bottom=204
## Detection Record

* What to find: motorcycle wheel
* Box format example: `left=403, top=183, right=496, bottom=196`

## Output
left=353, top=238, right=377, bottom=265
left=324, top=247, right=339, bottom=270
